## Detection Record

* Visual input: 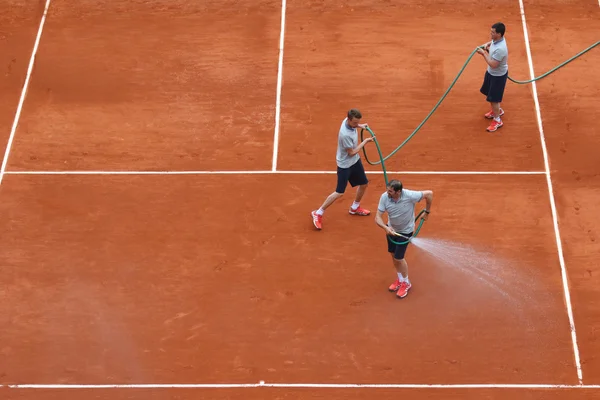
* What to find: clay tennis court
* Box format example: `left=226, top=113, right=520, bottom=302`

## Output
left=1, top=0, right=599, bottom=399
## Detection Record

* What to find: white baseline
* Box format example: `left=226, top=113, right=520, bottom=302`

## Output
left=2, top=382, right=600, bottom=390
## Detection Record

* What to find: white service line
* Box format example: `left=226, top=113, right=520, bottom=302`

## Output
left=0, top=0, right=52, bottom=186
left=277, top=170, right=545, bottom=175
left=271, top=0, right=287, bottom=171
left=2, top=170, right=546, bottom=176
left=3, top=382, right=600, bottom=389
left=518, top=0, right=583, bottom=383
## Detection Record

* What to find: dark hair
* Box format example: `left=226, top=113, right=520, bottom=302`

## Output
left=347, top=108, right=362, bottom=120
left=388, top=179, right=403, bottom=192
left=492, top=22, right=506, bottom=36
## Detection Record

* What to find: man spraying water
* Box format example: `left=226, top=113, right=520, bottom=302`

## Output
left=375, top=179, right=433, bottom=299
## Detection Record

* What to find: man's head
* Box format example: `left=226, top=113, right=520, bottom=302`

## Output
left=491, top=22, right=506, bottom=41
left=386, top=179, right=403, bottom=200
left=346, top=108, right=362, bottom=128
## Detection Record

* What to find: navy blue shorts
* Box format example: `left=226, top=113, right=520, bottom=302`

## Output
left=336, top=159, right=368, bottom=194
left=387, top=231, right=413, bottom=260
left=480, top=71, right=508, bottom=103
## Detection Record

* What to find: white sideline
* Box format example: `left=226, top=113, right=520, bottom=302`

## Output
left=518, top=0, right=583, bottom=383
left=0, top=0, right=52, bottom=186
left=271, top=0, right=287, bottom=171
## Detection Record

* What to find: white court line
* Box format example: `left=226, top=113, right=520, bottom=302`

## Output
left=271, top=0, right=287, bottom=171
left=518, top=0, right=583, bottom=384
left=3, top=170, right=546, bottom=176
left=0, top=0, right=52, bottom=186
left=3, top=383, right=600, bottom=389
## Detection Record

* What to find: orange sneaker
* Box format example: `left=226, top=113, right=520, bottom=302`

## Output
left=349, top=206, right=370, bottom=216
left=484, top=109, right=504, bottom=119
left=486, top=119, right=503, bottom=132
left=311, top=211, right=322, bottom=230
left=388, top=279, right=401, bottom=292
left=396, top=281, right=412, bottom=299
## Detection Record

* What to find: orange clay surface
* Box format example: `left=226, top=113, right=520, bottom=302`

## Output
left=1, top=0, right=599, bottom=399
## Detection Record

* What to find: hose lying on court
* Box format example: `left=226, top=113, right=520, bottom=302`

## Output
left=362, top=41, right=599, bottom=245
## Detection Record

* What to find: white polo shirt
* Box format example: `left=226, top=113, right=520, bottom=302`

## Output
left=488, top=37, right=508, bottom=76
left=378, top=189, right=423, bottom=234
left=335, top=118, right=360, bottom=169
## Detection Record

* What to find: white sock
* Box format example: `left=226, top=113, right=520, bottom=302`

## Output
left=351, top=201, right=360, bottom=210
left=316, top=208, right=324, bottom=216
left=494, top=116, right=501, bottom=122
left=397, top=273, right=405, bottom=282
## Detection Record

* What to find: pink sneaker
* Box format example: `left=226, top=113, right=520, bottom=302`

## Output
left=396, top=281, right=412, bottom=299
left=311, top=211, right=322, bottom=230
left=349, top=206, right=370, bottom=216
left=388, top=279, right=401, bottom=292
left=486, top=119, right=503, bottom=132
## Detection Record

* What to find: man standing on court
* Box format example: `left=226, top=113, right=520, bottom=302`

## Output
left=311, top=109, right=374, bottom=230
left=375, top=179, right=433, bottom=299
left=477, top=22, right=508, bottom=132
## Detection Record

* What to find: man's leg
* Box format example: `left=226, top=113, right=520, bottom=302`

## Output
left=490, top=102, right=503, bottom=120
left=481, top=71, right=493, bottom=118
left=319, top=191, right=343, bottom=212
left=349, top=182, right=369, bottom=213
left=482, top=72, right=504, bottom=119
left=311, top=167, right=349, bottom=230
left=387, top=235, right=410, bottom=292
left=394, top=257, right=412, bottom=299
left=388, top=255, right=410, bottom=292
left=486, top=99, right=504, bottom=131
left=387, top=234, right=412, bottom=298
left=393, top=256, right=409, bottom=281
left=387, top=236, right=402, bottom=292
left=348, top=159, right=370, bottom=216
left=486, top=73, right=508, bottom=132
left=354, top=183, right=368, bottom=203
left=311, top=191, right=342, bottom=230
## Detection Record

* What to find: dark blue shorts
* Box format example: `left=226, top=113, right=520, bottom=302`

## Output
left=387, top=231, right=413, bottom=260
left=336, top=158, right=368, bottom=194
left=480, top=71, right=508, bottom=103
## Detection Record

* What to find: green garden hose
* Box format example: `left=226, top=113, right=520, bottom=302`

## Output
left=362, top=40, right=599, bottom=245
left=387, top=209, right=427, bottom=245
